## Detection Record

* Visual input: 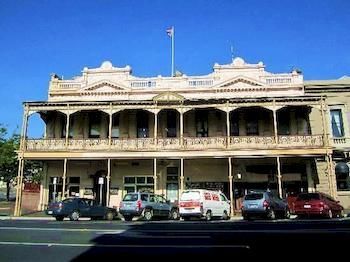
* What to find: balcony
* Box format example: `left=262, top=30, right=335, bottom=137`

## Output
left=25, top=135, right=325, bottom=152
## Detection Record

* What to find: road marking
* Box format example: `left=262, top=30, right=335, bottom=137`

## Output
left=0, top=227, right=126, bottom=233
left=0, top=241, right=250, bottom=249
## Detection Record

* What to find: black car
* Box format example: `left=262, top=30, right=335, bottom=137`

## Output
left=46, top=198, right=118, bottom=221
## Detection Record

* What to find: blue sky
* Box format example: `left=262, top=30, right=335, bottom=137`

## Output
left=0, top=0, right=349, bottom=137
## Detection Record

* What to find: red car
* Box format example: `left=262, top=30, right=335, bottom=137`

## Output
left=294, top=192, right=344, bottom=218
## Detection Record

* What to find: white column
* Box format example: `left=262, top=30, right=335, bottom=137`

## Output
left=153, top=158, right=157, bottom=194
left=306, top=160, right=315, bottom=193
left=154, top=112, right=158, bottom=143
left=14, top=159, right=23, bottom=216
left=228, top=157, right=234, bottom=217
left=180, top=111, right=184, bottom=146
left=62, top=158, right=68, bottom=200
left=226, top=110, right=230, bottom=148
left=65, top=114, right=70, bottom=147
left=273, top=109, right=278, bottom=144
left=109, top=113, right=113, bottom=147
left=277, top=157, right=282, bottom=198
left=107, top=159, right=111, bottom=207
left=180, top=158, right=184, bottom=195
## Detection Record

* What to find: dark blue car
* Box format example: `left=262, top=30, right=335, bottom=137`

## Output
left=46, top=198, right=118, bottom=221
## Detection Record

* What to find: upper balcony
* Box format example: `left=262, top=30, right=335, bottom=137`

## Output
left=25, top=135, right=325, bottom=152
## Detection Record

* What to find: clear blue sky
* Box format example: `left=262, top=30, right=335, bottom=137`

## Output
left=1, top=0, right=349, bottom=137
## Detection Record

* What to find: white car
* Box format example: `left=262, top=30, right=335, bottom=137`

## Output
left=179, top=189, right=231, bottom=221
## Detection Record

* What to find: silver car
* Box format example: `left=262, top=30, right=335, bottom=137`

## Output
left=119, top=192, right=179, bottom=221
left=241, top=190, right=290, bottom=220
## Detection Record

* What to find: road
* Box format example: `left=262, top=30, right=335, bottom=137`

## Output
left=0, top=218, right=349, bottom=261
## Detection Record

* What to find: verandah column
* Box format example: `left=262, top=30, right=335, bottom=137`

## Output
left=180, top=111, right=184, bottom=146
left=276, top=156, right=282, bottom=198
left=106, top=158, right=111, bottom=206
left=14, top=159, right=24, bottom=216
left=154, top=112, right=158, bottom=143
left=153, top=158, right=157, bottom=194
left=65, top=113, right=70, bottom=147
left=226, top=109, right=230, bottom=148
left=273, top=107, right=278, bottom=145
left=62, top=158, right=68, bottom=200
left=180, top=158, right=184, bottom=195
left=14, top=104, right=29, bottom=216
left=228, top=157, right=235, bottom=217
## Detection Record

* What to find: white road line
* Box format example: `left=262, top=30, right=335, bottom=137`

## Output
left=0, top=241, right=250, bottom=249
left=0, top=227, right=349, bottom=234
left=0, top=227, right=126, bottom=233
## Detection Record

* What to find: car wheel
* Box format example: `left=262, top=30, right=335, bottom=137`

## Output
left=268, top=209, right=276, bottom=220
left=55, top=216, right=64, bottom=221
left=69, top=211, right=80, bottom=221
left=105, top=211, right=114, bottom=221
left=243, top=214, right=251, bottom=221
left=170, top=209, right=179, bottom=220
left=144, top=209, right=153, bottom=221
left=205, top=210, right=212, bottom=221
left=123, top=215, right=133, bottom=222
left=327, top=209, right=333, bottom=219
left=222, top=210, right=230, bottom=220
left=285, top=208, right=291, bottom=219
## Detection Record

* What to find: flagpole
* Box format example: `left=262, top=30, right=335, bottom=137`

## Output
left=171, top=26, right=175, bottom=77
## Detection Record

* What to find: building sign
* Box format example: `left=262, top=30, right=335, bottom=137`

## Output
left=84, top=188, right=93, bottom=195
left=110, top=187, right=119, bottom=195
left=188, top=182, right=225, bottom=192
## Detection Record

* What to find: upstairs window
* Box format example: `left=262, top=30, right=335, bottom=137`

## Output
left=111, top=114, right=120, bottom=138
left=89, top=112, right=101, bottom=138
left=195, top=110, right=208, bottom=137
left=330, top=109, right=344, bottom=137
left=246, top=112, right=259, bottom=136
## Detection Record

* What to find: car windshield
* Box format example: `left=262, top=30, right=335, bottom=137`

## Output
left=123, top=194, right=139, bottom=201
left=62, top=198, right=74, bottom=203
left=180, top=191, right=200, bottom=201
left=244, top=193, right=264, bottom=200
left=297, top=193, right=320, bottom=201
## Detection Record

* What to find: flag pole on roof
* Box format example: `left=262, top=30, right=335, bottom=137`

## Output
left=166, top=26, right=175, bottom=77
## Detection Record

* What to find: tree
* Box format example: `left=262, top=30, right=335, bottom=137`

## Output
left=0, top=124, right=44, bottom=201
left=0, top=125, right=19, bottom=201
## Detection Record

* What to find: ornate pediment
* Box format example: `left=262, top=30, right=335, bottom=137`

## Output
left=153, top=92, right=184, bottom=102
left=216, top=76, right=264, bottom=89
left=81, top=80, right=130, bottom=93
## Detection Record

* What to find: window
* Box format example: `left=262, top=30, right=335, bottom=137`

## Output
left=195, top=110, right=208, bottom=137
left=167, top=111, right=177, bottom=137
left=246, top=112, right=259, bottom=136
left=89, top=112, right=101, bottom=138
left=330, top=109, right=344, bottom=137
left=111, top=114, right=120, bottom=138
left=230, top=114, right=239, bottom=136
left=137, top=111, right=149, bottom=138
left=124, top=176, right=154, bottom=194
left=61, top=117, right=74, bottom=138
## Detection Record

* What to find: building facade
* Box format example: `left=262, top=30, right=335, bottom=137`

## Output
left=14, top=58, right=350, bottom=216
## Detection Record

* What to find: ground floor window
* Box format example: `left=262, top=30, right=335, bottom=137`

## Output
left=124, top=176, right=154, bottom=194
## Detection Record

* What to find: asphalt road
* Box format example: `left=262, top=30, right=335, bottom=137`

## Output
left=0, top=218, right=349, bottom=261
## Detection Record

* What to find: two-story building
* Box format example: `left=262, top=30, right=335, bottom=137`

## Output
left=15, top=57, right=346, bottom=216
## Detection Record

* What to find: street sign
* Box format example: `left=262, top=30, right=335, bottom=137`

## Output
left=98, top=177, right=104, bottom=185
left=53, top=177, right=57, bottom=185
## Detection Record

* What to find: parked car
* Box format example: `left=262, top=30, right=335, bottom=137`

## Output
left=241, top=190, right=290, bottom=220
left=46, top=198, right=118, bottom=221
left=293, top=192, right=344, bottom=218
left=119, top=192, right=179, bottom=221
left=179, top=189, right=230, bottom=221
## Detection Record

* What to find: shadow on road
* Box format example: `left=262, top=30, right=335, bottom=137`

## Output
left=71, top=220, right=350, bottom=260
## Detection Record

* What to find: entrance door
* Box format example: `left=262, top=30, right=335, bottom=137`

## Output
left=93, top=171, right=107, bottom=206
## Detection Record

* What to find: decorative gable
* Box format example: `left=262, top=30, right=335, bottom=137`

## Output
left=81, top=80, right=130, bottom=94
left=214, top=76, right=267, bottom=93
left=153, top=92, right=184, bottom=102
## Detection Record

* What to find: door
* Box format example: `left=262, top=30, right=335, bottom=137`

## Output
left=78, top=199, right=91, bottom=217
left=156, top=195, right=170, bottom=217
